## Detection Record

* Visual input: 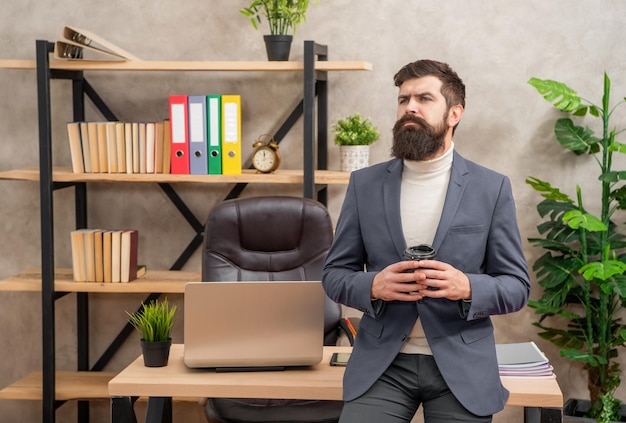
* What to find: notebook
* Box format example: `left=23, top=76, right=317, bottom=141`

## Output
left=183, top=281, right=325, bottom=370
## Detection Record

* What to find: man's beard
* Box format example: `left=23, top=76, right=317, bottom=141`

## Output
left=391, top=114, right=448, bottom=161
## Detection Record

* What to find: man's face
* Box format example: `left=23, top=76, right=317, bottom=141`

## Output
left=392, top=76, right=458, bottom=161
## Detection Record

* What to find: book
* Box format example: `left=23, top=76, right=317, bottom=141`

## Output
left=70, top=230, right=87, bottom=282
left=87, top=122, right=100, bottom=173
left=83, top=229, right=96, bottom=282
left=79, top=122, right=92, bottom=173
left=169, top=95, right=190, bottom=174
left=120, top=229, right=139, bottom=283
left=53, top=26, right=141, bottom=61
left=66, top=122, right=85, bottom=173
left=111, top=230, right=122, bottom=283
left=139, top=122, right=147, bottom=173
left=106, top=122, right=118, bottom=173
left=496, top=342, right=555, bottom=378
left=124, top=122, right=133, bottom=174
left=97, top=122, right=109, bottom=173
left=146, top=122, right=156, bottom=173
left=103, top=230, right=112, bottom=282
left=188, top=95, right=208, bottom=175
left=162, top=119, right=171, bottom=174
left=221, top=95, right=242, bottom=175
left=132, top=122, right=140, bottom=173
left=207, top=95, right=222, bottom=174
left=115, top=122, right=126, bottom=173
left=94, top=229, right=104, bottom=282
left=155, top=121, right=164, bottom=174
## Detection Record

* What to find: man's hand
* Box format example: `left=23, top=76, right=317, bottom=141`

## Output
left=371, top=260, right=471, bottom=302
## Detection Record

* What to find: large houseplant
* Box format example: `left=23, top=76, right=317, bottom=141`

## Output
left=127, top=298, right=177, bottom=367
left=240, top=0, right=318, bottom=60
left=332, top=113, right=380, bottom=172
left=526, top=74, right=626, bottom=422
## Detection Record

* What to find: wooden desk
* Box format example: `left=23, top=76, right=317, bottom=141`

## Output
left=109, top=344, right=563, bottom=423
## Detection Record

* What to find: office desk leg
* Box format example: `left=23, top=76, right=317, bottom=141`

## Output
left=524, top=407, right=563, bottom=423
left=111, top=396, right=138, bottom=423
left=145, top=397, right=172, bottom=423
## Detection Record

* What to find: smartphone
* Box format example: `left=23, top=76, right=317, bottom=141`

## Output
left=330, top=352, right=351, bottom=366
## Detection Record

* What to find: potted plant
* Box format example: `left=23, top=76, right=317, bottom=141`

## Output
left=240, top=0, right=318, bottom=61
left=526, top=74, right=626, bottom=422
left=127, top=298, right=177, bottom=367
left=332, top=113, right=380, bottom=172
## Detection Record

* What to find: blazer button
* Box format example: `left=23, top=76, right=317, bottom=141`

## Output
left=401, top=335, right=406, bottom=341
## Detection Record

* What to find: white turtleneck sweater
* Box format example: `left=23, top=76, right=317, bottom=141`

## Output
left=399, top=143, right=453, bottom=355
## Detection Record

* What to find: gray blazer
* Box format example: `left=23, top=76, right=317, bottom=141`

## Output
left=322, top=152, right=530, bottom=417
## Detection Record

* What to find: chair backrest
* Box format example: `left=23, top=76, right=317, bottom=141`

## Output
left=202, top=196, right=341, bottom=345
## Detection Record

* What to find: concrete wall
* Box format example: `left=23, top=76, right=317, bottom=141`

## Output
left=1, top=0, right=625, bottom=421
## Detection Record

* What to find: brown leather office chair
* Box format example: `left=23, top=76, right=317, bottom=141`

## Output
left=201, top=196, right=351, bottom=423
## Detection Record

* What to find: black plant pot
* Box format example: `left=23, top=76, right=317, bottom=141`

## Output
left=263, top=35, right=293, bottom=61
left=141, top=338, right=172, bottom=367
left=563, top=398, right=626, bottom=422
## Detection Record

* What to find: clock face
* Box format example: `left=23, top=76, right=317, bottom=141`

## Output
left=252, top=146, right=279, bottom=173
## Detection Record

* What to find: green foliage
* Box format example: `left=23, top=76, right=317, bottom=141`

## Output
left=127, top=298, right=177, bottom=343
left=527, top=74, right=626, bottom=421
left=331, top=113, right=380, bottom=146
left=240, top=0, right=318, bottom=35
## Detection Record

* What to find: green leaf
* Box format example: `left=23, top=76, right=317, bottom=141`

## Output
left=554, top=118, right=601, bottom=154
left=528, top=78, right=582, bottom=112
left=579, top=260, right=626, bottom=281
left=563, top=210, right=607, bottom=231
left=600, top=171, right=626, bottom=183
left=526, top=177, right=574, bottom=203
left=561, top=349, right=606, bottom=366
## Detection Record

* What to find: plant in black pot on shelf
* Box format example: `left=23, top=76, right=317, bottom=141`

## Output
left=240, top=0, right=318, bottom=61
left=127, top=298, right=177, bottom=367
left=526, top=74, right=626, bottom=422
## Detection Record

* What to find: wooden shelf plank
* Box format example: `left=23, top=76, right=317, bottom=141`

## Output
left=0, top=371, right=198, bottom=402
left=0, top=59, right=372, bottom=72
left=0, top=167, right=350, bottom=185
left=0, top=371, right=115, bottom=401
left=0, top=269, right=199, bottom=293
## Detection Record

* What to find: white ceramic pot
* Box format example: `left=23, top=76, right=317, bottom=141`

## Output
left=339, top=145, right=370, bottom=172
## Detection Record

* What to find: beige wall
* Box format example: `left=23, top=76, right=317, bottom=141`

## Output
left=1, top=0, right=626, bottom=421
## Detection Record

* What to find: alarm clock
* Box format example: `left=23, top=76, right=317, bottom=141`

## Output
left=251, top=134, right=281, bottom=173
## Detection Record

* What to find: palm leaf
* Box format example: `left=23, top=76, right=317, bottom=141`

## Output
left=528, top=78, right=582, bottom=112
left=554, top=118, right=601, bottom=154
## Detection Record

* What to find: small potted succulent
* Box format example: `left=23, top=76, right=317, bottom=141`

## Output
left=127, top=298, right=177, bottom=367
left=332, top=113, right=380, bottom=172
left=240, top=0, right=318, bottom=61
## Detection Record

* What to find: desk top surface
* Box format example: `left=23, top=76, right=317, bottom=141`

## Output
left=109, top=344, right=563, bottom=407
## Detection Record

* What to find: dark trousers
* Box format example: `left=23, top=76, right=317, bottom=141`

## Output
left=339, top=353, right=492, bottom=423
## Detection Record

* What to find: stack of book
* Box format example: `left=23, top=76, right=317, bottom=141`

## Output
left=496, top=341, right=555, bottom=378
left=67, top=121, right=171, bottom=174
left=168, top=94, right=242, bottom=175
left=70, top=229, right=144, bottom=283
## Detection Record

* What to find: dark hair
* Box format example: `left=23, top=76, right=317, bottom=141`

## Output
left=393, top=60, right=465, bottom=110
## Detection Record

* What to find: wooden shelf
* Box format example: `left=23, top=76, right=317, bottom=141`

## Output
left=0, top=371, right=115, bottom=401
left=0, top=167, right=351, bottom=185
left=0, top=371, right=197, bottom=402
left=0, top=269, right=199, bottom=293
left=0, top=59, right=372, bottom=72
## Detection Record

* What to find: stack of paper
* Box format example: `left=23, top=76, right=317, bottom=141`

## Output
left=496, top=342, right=555, bottom=378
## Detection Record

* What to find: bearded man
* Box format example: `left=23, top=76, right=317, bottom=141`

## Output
left=322, top=60, right=530, bottom=423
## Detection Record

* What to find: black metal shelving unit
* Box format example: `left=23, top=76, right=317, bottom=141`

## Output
left=35, top=39, right=332, bottom=423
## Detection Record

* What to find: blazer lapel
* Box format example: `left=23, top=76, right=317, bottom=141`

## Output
left=432, top=151, right=468, bottom=250
left=382, top=159, right=407, bottom=259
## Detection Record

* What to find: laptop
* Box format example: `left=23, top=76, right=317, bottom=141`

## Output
left=183, top=281, right=325, bottom=370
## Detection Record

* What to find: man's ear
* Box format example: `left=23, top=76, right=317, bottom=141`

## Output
left=447, top=104, right=464, bottom=128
